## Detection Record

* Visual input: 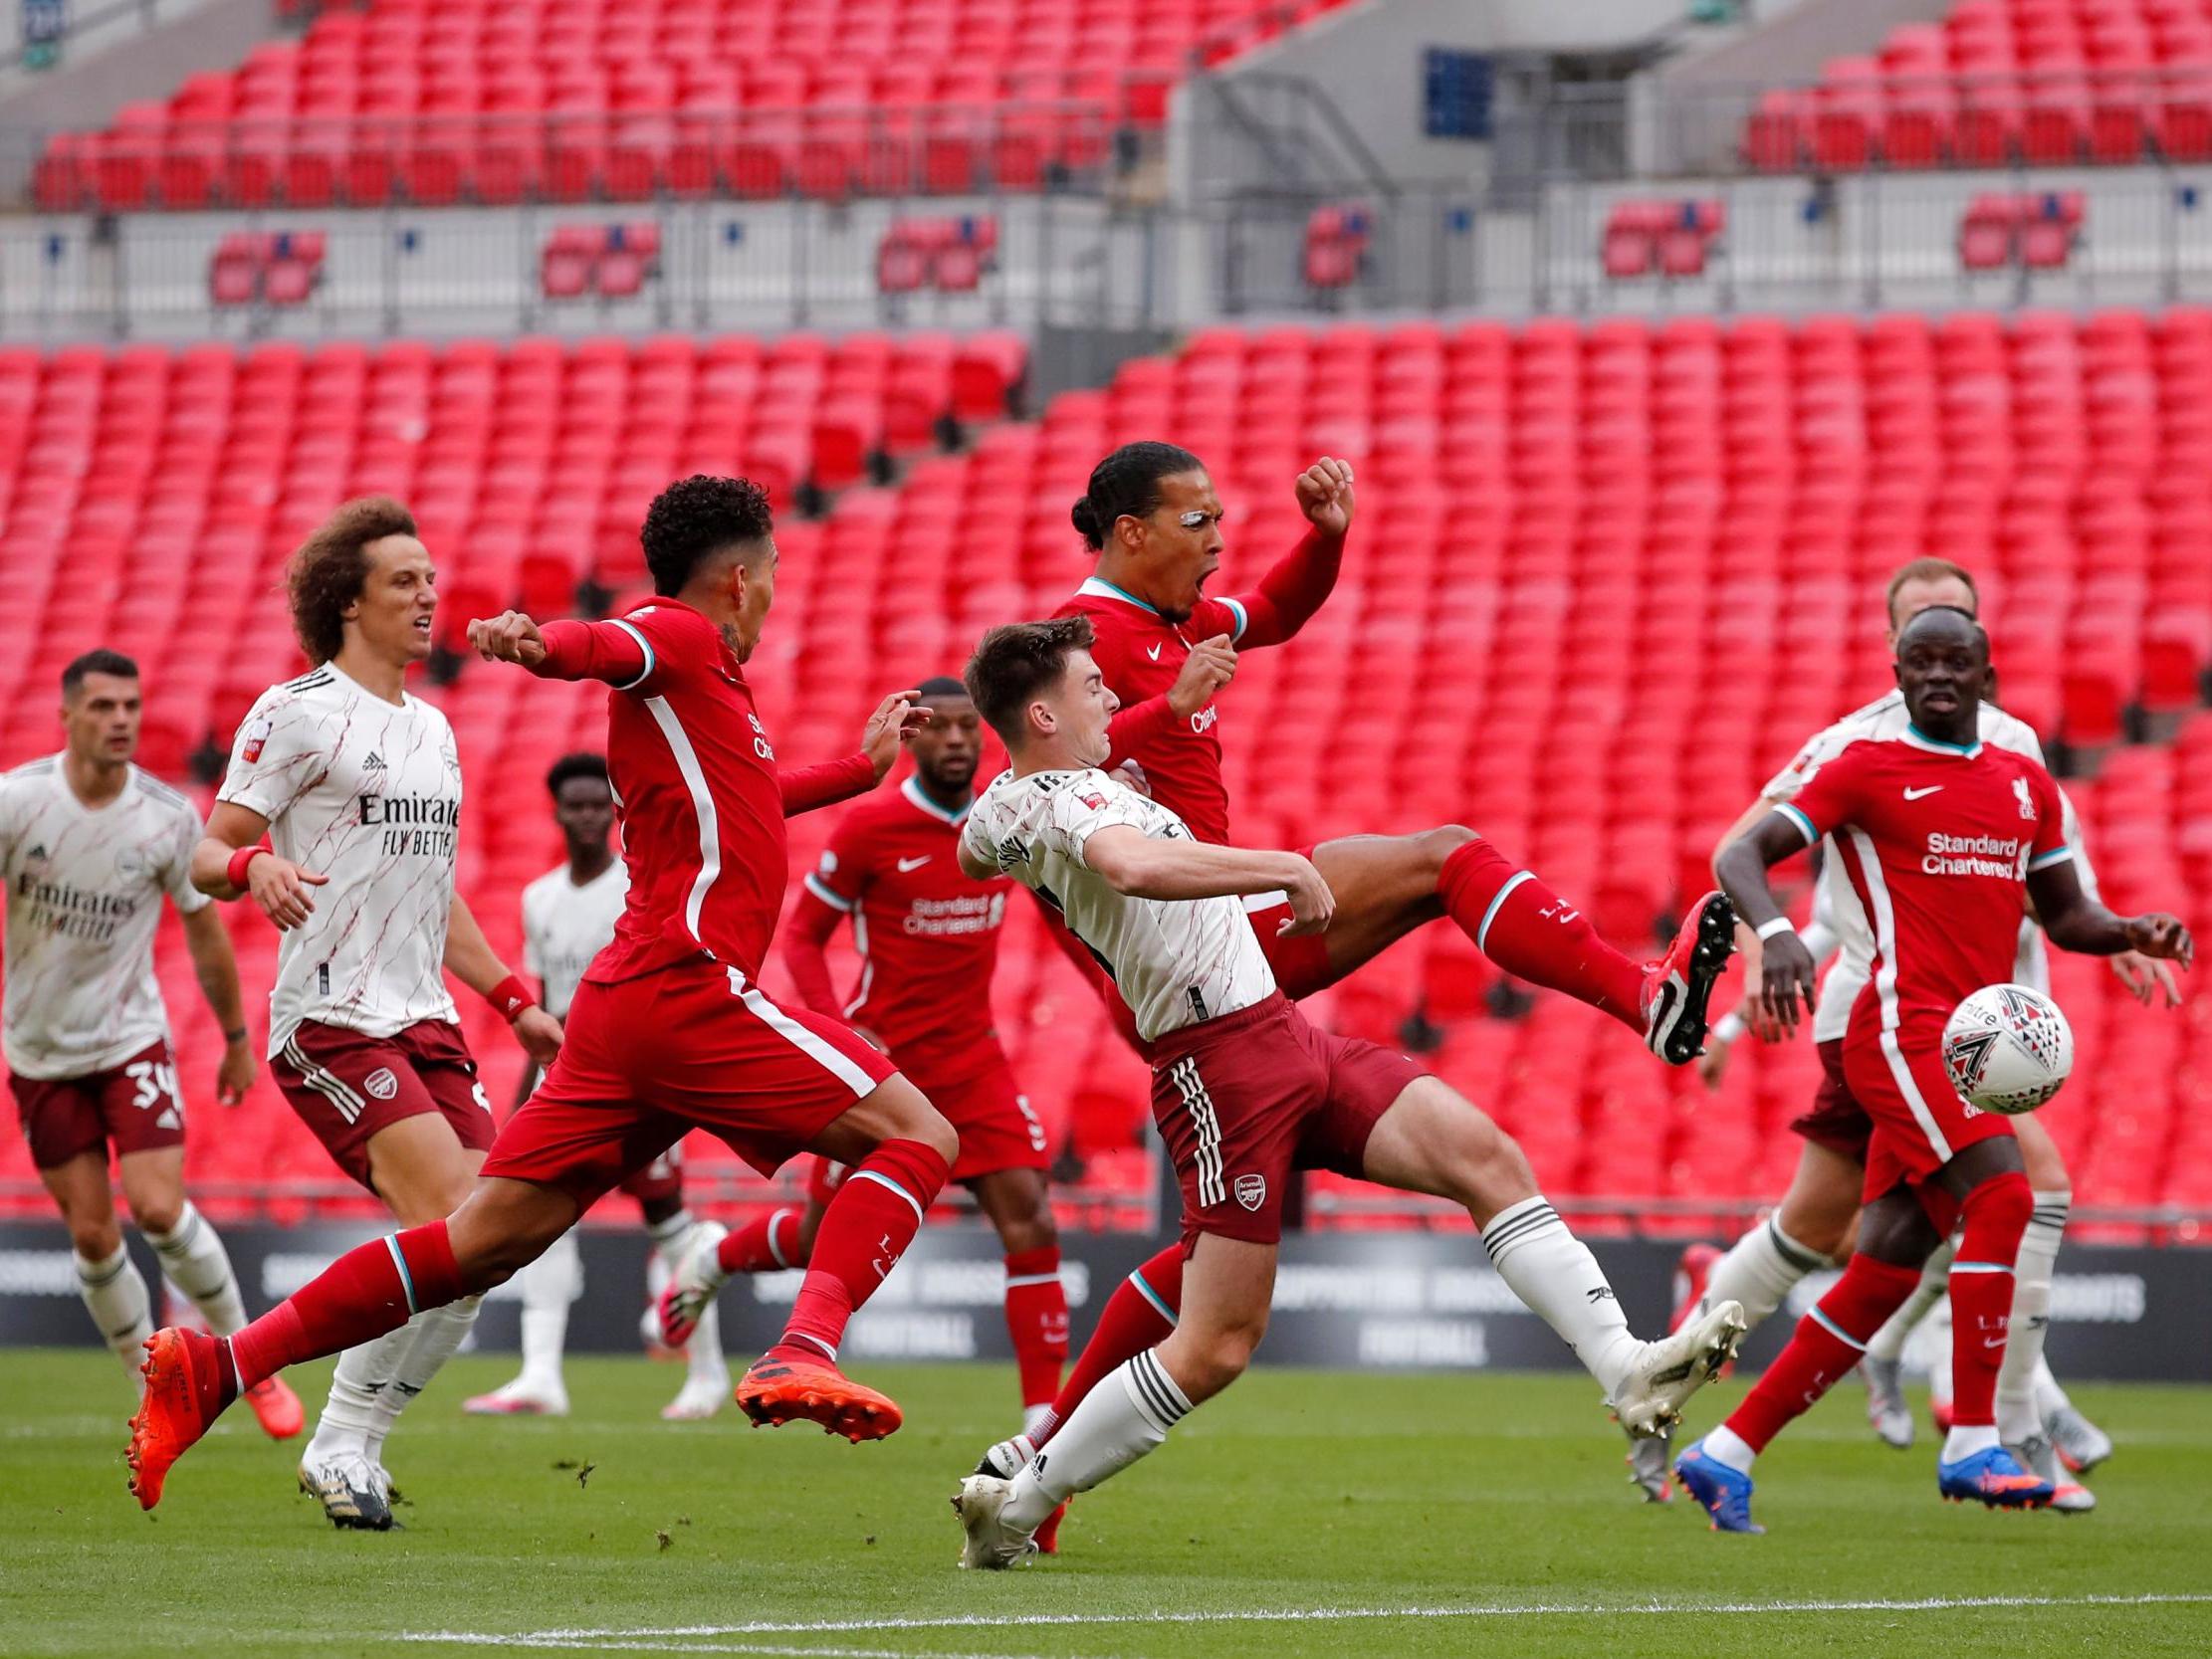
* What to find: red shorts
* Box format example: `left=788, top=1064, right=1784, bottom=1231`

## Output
left=1789, top=1038, right=1876, bottom=1164
left=11, top=1038, right=186, bottom=1169
left=1149, top=992, right=1424, bottom=1249
left=1844, top=1008, right=2014, bottom=1224
left=806, top=1052, right=1046, bottom=1203
left=273, top=1020, right=494, bottom=1195
left=482, top=957, right=898, bottom=1209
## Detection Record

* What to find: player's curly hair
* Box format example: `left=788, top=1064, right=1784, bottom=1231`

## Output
left=640, top=475, right=774, bottom=597
left=545, top=751, right=609, bottom=797
left=288, top=496, right=418, bottom=666
left=966, top=615, right=1096, bottom=743
left=1070, top=442, right=1204, bottom=550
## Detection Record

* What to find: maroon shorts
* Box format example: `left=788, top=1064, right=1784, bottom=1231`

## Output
left=273, top=1019, right=495, bottom=1195
left=1149, top=992, right=1424, bottom=1249
left=482, top=957, right=898, bottom=1210
left=11, top=1038, right=186, bottom=1169
left=1789, top=1038, right=1876, bottom=1164
left=1845, top=1008, right=2015, bottom=1229
left=806, top=1052, right=1046, bottom=1203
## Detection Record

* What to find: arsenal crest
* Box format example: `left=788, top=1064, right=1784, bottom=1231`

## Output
left=1233, top=1173, right=1265, bottom=1211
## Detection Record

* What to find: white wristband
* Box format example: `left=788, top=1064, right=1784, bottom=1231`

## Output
left=1713, top=1011, right=1747, bottom=1045
left=1754, top=917, right=1798, bottom=942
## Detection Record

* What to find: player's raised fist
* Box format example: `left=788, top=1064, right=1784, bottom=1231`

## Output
left=2125, top=913, right=2194, bottom=968
left=468, top=610, right=547, bottom=667
left=861, top=690, right=927, bottom=779
left=1294, top=457, right=1356, bottom=536
left=1167, top=636, right=1237, bottom=718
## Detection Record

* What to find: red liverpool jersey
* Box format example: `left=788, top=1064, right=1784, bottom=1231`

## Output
left=530, top=599, right=873, bottom=986
left=1778, top=726, right=2073, bottom=1026
left=789, top=776, right=1011, bottom=1084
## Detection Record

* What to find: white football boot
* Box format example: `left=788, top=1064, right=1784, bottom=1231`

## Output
left=1611, top=1300, right=1748, bottom=1438
left=952, top=1474, right=1039, bottom=1569
left=1862, top=1355, right=1915, bottom=1450
left=656, top=1220, right=730, bottom=1348
left=298, top=1451, right=394, bottom=1531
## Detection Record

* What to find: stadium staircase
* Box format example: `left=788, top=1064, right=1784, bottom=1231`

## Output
left=1, top=309, right=2208, bottom=1238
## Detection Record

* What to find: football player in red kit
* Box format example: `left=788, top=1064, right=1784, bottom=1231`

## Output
left=127, top=477, right=961, bottom=1511
left=1674, top=606, right=2192, bottom=1532
left=660, top=677, right=1068, bottom=1443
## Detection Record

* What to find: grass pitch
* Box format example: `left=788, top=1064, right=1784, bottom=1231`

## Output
left=3, top=1348, right=2208, bottom=1658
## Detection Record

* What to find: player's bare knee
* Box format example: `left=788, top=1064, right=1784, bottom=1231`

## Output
left=1416, top=824, right=1477, bottom=882
left=68, top=1215, right=123, bottom=1260
left=995, top=1202, right=1058, bottom=1257
left=912, top=1106, right=960, bottom=1168
left=128, top=1196, right=184, bottom=1237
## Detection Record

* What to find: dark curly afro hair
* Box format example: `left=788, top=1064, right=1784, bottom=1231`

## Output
left=640, top=475, right=775, bottom=597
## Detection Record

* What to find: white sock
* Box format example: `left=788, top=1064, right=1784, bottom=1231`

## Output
left=143, top=1202, right=249, bottom=1336
left=1022, top=1402, right=1056, bottom=1439
left=1003, top=1348, right=1191, bottom=1532
left=1865, top=1234, right=1956, bottom=1363
left=75, top=1243, right=153, bottom=1378
left=1997, top=1191, right=2068, bottom=1445
left=1700, top=1423, right=1757, bottom=1474
left=364, top=1296, right=484, bottom=1468
left=517, top=1230, right=580, bottom=1390
left=684, top=1300, right=728, bottom=1386
left=1926, top=1295, right=1954, bottom=1412
left=645, top=1210, right=728, bottom=1383
left=1479, top=1196, right=1640, bottom=1398
left=1944, top=1422, right=2000, bottom=1461
left=2032, top=1355, right=2071, bottom=1420
left=307, top=1318, right=421, bottom=1463
left=1704, top=1215, right=1830, bottom=1330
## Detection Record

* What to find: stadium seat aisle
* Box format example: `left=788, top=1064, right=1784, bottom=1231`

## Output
left=0, top=311, right=2206, bottom=1230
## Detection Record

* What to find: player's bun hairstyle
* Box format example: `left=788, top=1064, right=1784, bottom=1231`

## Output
left=641, top=475, right=774, bottom=597
left=965, top=615, right=1097, bottom=744
left=545, top=751, right=610, bottom=796
left=288, top=496, right=419, bottom=666
left=1070, top=442, right=1205, bottom=550
left=61, top=648, right=138, bottom=698
left=1884, top=557, right=1978, bottom=630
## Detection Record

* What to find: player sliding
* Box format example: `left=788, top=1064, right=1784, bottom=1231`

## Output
left=1, top=651, right=300, bottom=1440
left=1650, top=559, right=2160, bottom=1508
left=979, top=442, right=1738, bottom=1495
left=946, top=617, right=1748, bottom=1568
left=1673, top=607, right=2191, bottom=1533
left=193, top=498, right=560, bottom=1529
left=463, top=752, right=731, bottom=1422
left=660, top=678, right=1068, bottom=1457
left=126, top=476, right=958, bottom=1512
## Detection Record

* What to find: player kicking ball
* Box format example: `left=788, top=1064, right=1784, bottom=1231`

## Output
left=1674, top=607, right=2191, bottom=1533
left=126, top=476, right=959, bottom=1513
left=945, top=617, right=1747, bottom=1568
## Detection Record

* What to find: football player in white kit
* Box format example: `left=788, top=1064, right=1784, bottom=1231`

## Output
left=463, top=751, right=731, bottom=1421
left=945, top=618, right=1747, bottom=1569
left=1651, top=558, right=2173, bottom=1509
left=2, top=650, right=302, bottom=1439
left=189, top=498, right=562, bottom=1530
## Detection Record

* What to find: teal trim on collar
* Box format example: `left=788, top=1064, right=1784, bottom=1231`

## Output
left=903, top=774, right=971, bottom=826
left=1903, top=723, right=1983, bottom=758
left=1077, top=575, right=1159, bottom=615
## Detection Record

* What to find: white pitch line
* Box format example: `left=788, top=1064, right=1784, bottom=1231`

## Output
left=401, top=1591, right=2212, bottom=1649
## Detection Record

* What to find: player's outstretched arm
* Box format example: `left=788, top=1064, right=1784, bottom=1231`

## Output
left=2028, top=860, right=2195, bottom=967
left=780, top=886, right=849, bottom=1017
left=1082, top=827, right=1334, bottom=935
left=178, top=904, right=257, bottom=1104
left=469, top=610, right=657, bottom=685
left=780, top=691, right=926, bottom=816
left=444, top=894, right=564, bottom=1063
left=1715, top=815, right=1819, bottom=1034
left=192, top=801, right=329, bottom=930
left=1219, top=459, right=1355, bottom=651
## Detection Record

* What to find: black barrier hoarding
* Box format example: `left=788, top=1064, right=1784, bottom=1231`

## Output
left=1, top=1223, right=2206, bottom=1382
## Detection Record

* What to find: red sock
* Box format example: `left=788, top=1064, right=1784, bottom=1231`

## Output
left=1947, top=1171, right=2034, bottom=1428
left=718, top=1206, right=806, bottom=1274
left=225, top=1223, right=463, bottom=1397
left=774, top=1139, right=947, bottom=1364
left=1438, top=837, right=1647, bottom=1032
left=1725, top=1254, right=1920, bottom=1452
left=1033, top=1243, right=1183, bottom=1447
left=1002, top=1246, right=1070, bottom=1410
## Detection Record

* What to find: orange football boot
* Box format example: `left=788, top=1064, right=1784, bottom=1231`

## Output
left=736, top=1353, right=903, bottom=1443
left=126, top=1329, right=230, bottom=1510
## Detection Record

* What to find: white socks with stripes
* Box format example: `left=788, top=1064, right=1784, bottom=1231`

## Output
left=363, top=1295, right=484, bottom=1468
left=1864, top=1234, right=1957, bottom=1363
left=1480, top=1196, right=1642, bottom=1401
left=144, top=1202, right=249, bottom=1336
left=1703, top=1214, right=1833, bottom=1331
left=1001, top=1348, right=1193, bottom=1533
left=75, top=1243, right=153, bottom=1378
left=1997, top=1190, right=2070, bottom=1446
left=307, top=1320, right=421, bottom=1465
left=516, top=1229, right=583, bottom=1392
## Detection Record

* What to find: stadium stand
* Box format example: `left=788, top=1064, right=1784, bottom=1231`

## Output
left=1743, top=0, right=2212, bottom=171
left=540, top=222, right=663, bottom=301
left=1, top=311, right=2206, bottom=1233
left=33, top=0, right=1357, bottom=211
left=207, top=232, right=328, bottom=308
left=1601, top=200, right=1726, bottom=282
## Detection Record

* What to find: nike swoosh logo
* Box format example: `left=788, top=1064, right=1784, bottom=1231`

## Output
left=1983, top=1337, right=2008, bottom=1349
left=1147, top=643, right=1163, bottom=661
left=1903, top=785, right=1944, bottom=800
left=896, top=856, right=931, bottom=872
